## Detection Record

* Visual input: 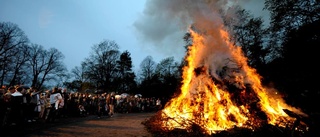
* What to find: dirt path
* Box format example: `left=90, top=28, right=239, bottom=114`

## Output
left=24, top=113, right=155, bottom=137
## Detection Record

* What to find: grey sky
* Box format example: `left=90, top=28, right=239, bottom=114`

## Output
left=0, top=0, right=269, bottom=72
left=0, top=0, right=148, bottom=71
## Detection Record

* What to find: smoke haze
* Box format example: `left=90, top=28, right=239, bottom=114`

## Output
left=133, top=0, right=269, bottom=64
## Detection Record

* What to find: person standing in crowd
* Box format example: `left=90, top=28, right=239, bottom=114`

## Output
left=43, top=90, right=52, bottom=122
left=0, top=87, right=10, bottom=126
left=156, top=98, right=162, bottom=111
left=57, top=88, right=65, bottom=117
left=1, top=87, right=14, bottom=126
left=97, top=94, right=106, bottom=118
left=47, top=87, right=63, bottom=122
left=108, top=92, right=116, bottom=117
left=24, top=87, right=33, bottom=123
left=7, top=86, right=15, bottom=94
left=28, top=87, right=40, bottom=122
left=60, top=88, right=69, bottom=117
left=38, top=92, right=47, bottom=119
left=106, top=94, right=111, bottom=115
left=9, top=86, right=24, bottom=126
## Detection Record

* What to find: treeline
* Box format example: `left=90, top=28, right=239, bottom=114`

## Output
left=0, top=22, right=67, bottom=90
left=228, top=0, right=320, bottom=113
left=0, top=22, right=181, bottom=99
left=1, top=0, right=319, bottom=113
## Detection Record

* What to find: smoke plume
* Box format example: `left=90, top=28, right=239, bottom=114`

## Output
left=133, top=0, right=269, bottom=64
left=134, top=0, right=238, bottom=74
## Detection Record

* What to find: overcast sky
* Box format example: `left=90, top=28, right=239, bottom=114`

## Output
left=0, top=0, right=269, bottom=72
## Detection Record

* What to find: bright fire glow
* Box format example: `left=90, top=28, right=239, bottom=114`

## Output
left=160, top=27, right=307, bottom=134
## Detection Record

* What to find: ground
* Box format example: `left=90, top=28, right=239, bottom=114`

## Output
left=2, top=112, right=155, bottom=137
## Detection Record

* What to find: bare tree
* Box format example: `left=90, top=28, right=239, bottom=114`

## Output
left=155, top=57, right=176, bottom=76
left=230, top=9, right=268, bottom=68
left=28, top=44, right=67, bottom=89
left=0, top=22, right=29, bottom=86
left=7, top=44, right=31, bottom=86
left=139, top=55, right=156, bottom=82
left=83, top=40, right=120, bottom=90
left=67, top=63, right=89, bottom=91
left=264, top=0, right=320, bottom=59
left=71, top=63, right=87, bottom=83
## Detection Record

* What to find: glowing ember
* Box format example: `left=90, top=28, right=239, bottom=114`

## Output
left=160, top=27, right=308, bottom=135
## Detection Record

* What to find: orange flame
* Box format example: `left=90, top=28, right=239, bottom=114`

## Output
left=160, top=27, right=307, bottom=134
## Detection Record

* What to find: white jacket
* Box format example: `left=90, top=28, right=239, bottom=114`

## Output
left=50, top=93, right=63, bottom=109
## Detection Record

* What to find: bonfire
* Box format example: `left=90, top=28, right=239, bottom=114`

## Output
left=140, top=0, right=310, bottom=136
left=143, top=28, right=308, bottom=137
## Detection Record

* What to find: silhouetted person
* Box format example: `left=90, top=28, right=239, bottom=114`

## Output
left=9, top=86, right=23, bottom=125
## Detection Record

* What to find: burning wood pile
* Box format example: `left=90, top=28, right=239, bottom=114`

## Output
left=138, top=0, right=313, bottom=136
left=142, top=29, right=309, bottom=136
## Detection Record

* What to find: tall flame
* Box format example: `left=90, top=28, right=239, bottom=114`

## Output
left=160, top=26, right=307, bottom=134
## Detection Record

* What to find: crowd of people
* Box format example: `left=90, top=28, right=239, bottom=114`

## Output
left=0, top=85, right=165, bottom=128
